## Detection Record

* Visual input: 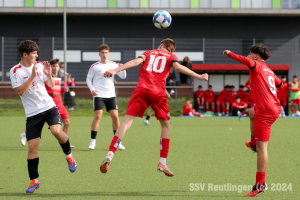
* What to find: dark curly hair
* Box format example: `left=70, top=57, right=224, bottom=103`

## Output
left=50, top=58, right=60, bottom=66
left=18, top=40, right=39, bottom=57
left=249, top=44, right=271, bottom=60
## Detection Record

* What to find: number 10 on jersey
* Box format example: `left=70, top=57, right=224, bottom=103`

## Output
left=146, top=55, right=167, bottom=73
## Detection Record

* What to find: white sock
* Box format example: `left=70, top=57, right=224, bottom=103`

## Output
left=91, top=139, right=96, bottom=143
left=160, top=157, right=166, bottom=165
left=34, top=178, right=39, bottom=183
left=65, top=152, right=72, bottom=158
left=107, top=151, right=114, bottom=157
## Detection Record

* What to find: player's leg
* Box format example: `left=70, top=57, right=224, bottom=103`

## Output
left=109, top=109, right=125, bottom=150
left=200, top=97, right=205, bottom=107
left=144, top=108, right=154, bottom=126
left=89, top=97, right=104, bottom=149
left=47, top=107, right=77, bottom=173
left=205, top=102, right=209, bottom=112
left=245, top=107, right=256, bottom=152
left=100, top=88, right=149, bottom=173
left=225, top=102, right=230, bottom=116
left=211, top=102, right=215, bottom=114
left=100, top=115, right=135, bottom=173
left=291, top=100, right=295, bottom=116
left=25, top=114, right=46, bottom=193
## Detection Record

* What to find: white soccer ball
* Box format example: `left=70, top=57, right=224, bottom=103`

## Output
left=153, top=10, right=172, bottom=29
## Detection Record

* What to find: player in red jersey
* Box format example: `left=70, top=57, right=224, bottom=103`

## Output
left=244, top=79, right=255, bottom=107
left=100, top=38, right=208, bottom=176
left=224, top=44, right=283, bottom=197
left=237, top=85, right=246, bottom=102
left=232, top=96, right=248, bottom=116
left=216, top=85, right=230, bottom=116
left=20, top=58, right=74, bottom=148
left=182, top=99, right=201, bottom=117
left=277, top=75, right=288, bottom=117
left=227, top=85, right=238, bottom=112
left=205, top=85, right=215, bottom=114
left=195, top=85, right=205, bottom=108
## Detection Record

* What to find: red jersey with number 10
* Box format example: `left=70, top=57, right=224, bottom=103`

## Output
left=137, top=50, right=179, bottom=94
left=227, top=52, right=282, bottom=116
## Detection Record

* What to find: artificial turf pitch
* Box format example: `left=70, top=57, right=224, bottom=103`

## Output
left=0, top=116, right=299, bottom=199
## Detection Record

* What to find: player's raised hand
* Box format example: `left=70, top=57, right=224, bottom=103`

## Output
left=42, top=61, right=51, bottom=75
left=91, top=90, right=98, bottom=96
left=223, top=50, right=231, bottom=55
left=104, top=69, right=116, bottom=78
left=31, top=62, right=37, bottom=78
left=198, top=73, right=209, bottom=81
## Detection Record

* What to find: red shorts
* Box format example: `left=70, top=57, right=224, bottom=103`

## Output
left=216, top=100, right=225, bottom=105
left=126, top=88, right=170, bottom=120
left=279, top=99, right=287, bottom=106
left=291, top=99, right=300, bottom=105
left=183, top=108, right=193, bottom=116
left=57, top=105, right=69, bottom=120
left=254, top=107, right=280, bottom=142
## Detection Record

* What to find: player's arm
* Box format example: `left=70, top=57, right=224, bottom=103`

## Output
left=165, top=89, right=170, bottom=98
left=45, top=83, right=54, bottom=96
left=86, top=65, right=98, bottom=96
left=289, top=83, right=299, bottom=92
left=244, top=80, right=251, bottom=89
left=223, top=51, right=256, bottom=69
left=116, top=63, right=127, bottom=79
left=13, top=62, right=37, bottom=96
left=104, top=58, right=144, bottom=78
left=274, top=76, right=283, bottom=89
left=172, top=62, right=208, bottom=81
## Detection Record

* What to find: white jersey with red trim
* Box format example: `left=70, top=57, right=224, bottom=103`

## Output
left=10, top=62, right=55, bottom=117
left=86, top=60, right=126, bottom=98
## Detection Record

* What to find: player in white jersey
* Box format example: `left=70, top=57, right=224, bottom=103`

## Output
left=86, top=44, right=126, bottom=150
left=10, top=40, right=77, bottom=194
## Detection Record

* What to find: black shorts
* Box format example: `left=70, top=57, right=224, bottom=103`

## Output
left=94, top=97, right=118, bottom=112
left=26, top=107, right=62, bottom=141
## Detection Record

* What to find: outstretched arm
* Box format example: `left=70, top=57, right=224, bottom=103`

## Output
left=172, top=62, right=208, bottom=81
left=104, top=58, right=143, bottom=78
left=223, top=50, right=256, bottom=69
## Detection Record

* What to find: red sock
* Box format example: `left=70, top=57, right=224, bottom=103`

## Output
left=109, top=136, right=122, bottom=153
left=250, top=135, right=256, bottom=147
left=212, top=108, right=215, bottom=113
left=222, top=106, right=225, bottom=113
left=189, top=108, right=193, bottom=113
left=292, top=109, right=295, bottom=114
left=160, top=138, right=170, bottom=158
left=242, top=110, right=247, bottom=115
left=196, top=113, right=201, bottom=117
left=256, top=171, right=266, bottom=185
left=201, top=104, right=204, bottom=107
left=206, top=108, right=209, bottom=111
left=217, top=105, right=220, bottom=113
left=226, top=109, right=229, bottom=114
left=198, top=103, right=200, bottom=107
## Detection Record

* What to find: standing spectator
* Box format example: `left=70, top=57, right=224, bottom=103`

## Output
left=290, top=75, right=300, bottom=116
left=277, top=75, right=288, bottom=117
left=205, top=85, right=215, bottom=114
left=180, top=57, right=193, bottom=84
left=237, top=85, right=246, bottom=102
left=195, top=85, right=205, bottom=108
left=58, top=63, right=65, bottom=81
left=64, top=74, right=76, bottom=111
left=166, top=67, right=176, bottom=95
left=232, top=96, right=248, bottom=116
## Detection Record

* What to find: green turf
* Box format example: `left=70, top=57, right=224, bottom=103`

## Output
left=0, top=116, right=299, bottom=199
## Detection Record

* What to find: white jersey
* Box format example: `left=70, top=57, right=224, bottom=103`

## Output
left=10, top=62, right=56, bottom=117
left=86, top=61, right=126, bottom=98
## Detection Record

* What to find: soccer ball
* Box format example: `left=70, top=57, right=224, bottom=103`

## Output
left=153, top=10, right=172, bottom=29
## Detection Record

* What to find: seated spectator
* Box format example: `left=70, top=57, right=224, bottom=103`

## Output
left=244, top=90, right=251, bottom=107
left=166, top=67, right=176, bottom=95
left=64, top=74, right=76, bottom=111
left=205, top=85, right=215, bottom=114
left=195, top=85, right=205, bottom=108
left=227, top=85, right=238, bottom=114
left=232, top=96, right=248, bottom=116
left=237, top=85, right=246, bottom=102
left=216, top=85, right=231, bottom=116
left=183, top=99, right=201, bottom=117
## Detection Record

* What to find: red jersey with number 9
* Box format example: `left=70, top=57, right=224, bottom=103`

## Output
left=228, top=52, right=282, bottom=116
left=137, top=50, right=179, bottom=94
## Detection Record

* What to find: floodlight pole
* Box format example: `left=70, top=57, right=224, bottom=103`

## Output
left=63, top=1, right=67, bottom=83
